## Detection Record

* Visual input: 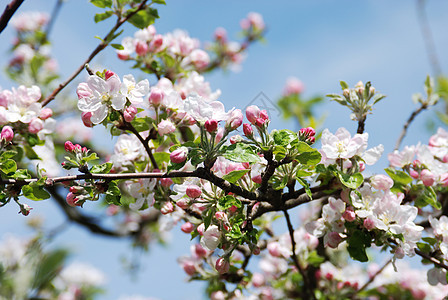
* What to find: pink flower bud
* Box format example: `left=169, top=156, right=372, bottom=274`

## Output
left=441, top=173, right=448, bottom=187
left=342, top=207, right=356, bottom=222
left=326, top=232, right=342, bottom=248
left=299, top=127, right=316, bottom=137
left=160, top=201, right=174, bottom=215
left=66, top=192, right=79, bottom=207
left=226, top=109, right=243, bottom=131
left=214, top=27, right=227, bottom=42
left=267, top=242, right=282, bottom=257
left=255, top=118, right=265, bottom=127
left=150, top=34, right=163, bottom=50
left=370, top=174, right=393, bottom=191
left=81, top=112, right=93, bottom=127
left=28, top=118, right=44, bottom=134
left=443, top=154, right=448, bottom=163
left=170, top=147, right=188, bottom=164
left=135, top=40, right=149, bottom=56
left=20, top=204, right=32, bottom=216
left=194, top=244, right=208, bottom=258
left=252, top=174, right=262, bottom=184
left=105, top=70, right=115, bottom=80
left=149, top=87, right=164, bottom=106
left=243, top=123, right=253, bottom=137
left=358, top=161, right=365, bottom=172
left=421, top=169, right=435, bottom=186
left=228, top=205, right=238, bottom=214
left=1, top=126, right=14, bottom=142
left=252, top=273, right=265, bottom=287
left=363, top=218, right=375, bottom=230
left=215, top=257, right=230, bottom=274
left=176, top=198, right=190, bottom=209
left=181, top=222, right=194, bottom=233
left=246, top=105, right=260, bottom=125
left=410, top=169, right=419, bottom=179
left=325, top=272, right=333, bottom=281
left=160, top=178, right=173, bottom=187
left=186, top=185, right=202, bottom=198
left=64, top=141, right=75, bottom=152
left=124, top=106, right=138, bottom=122
left=158, top=119, right=176, bottom=136
left=259, top=110, right=269, bottom=122
left=74, top=144, right=82, bottom=152
left=284, top=77, right=304, bottom=96
left=204, top=119, right=218, bottom=133
left=39, top=108, right=53, bottom=120
left=181, top=260, right=197, bottom=276
left=117, top=51, right=129, bottom=60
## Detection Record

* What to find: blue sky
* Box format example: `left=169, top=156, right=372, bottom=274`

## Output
left=1, top=0, right=448, bottom=299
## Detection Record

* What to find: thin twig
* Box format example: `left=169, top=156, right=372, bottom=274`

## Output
left=0, top=0, right=25, bottom=35
left=356, top=258, right=392, bottom=294
left=417, top=0, right=442, bottom=76
left=283, top=209, right=316, bottom=300
left=394, top=104, right=427, bottom=150
left=123, top=119, right=159, bottom=170
left=41, top=0, right=149, bottom=106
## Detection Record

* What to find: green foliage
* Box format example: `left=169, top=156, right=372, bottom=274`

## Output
left=90, top=0, right=113, bottom=8
left=222, top=143, right=261, bottom=163
left=22, top=179, right=50, bottom=201
left=105, top=181, right=121, bottom=205
left=127, top=7, right=159, bottom=29
left=347, top=230, right=371, bottom=262
left=94, top=10, right=114, bottom=23
left=222, top=169, right=250, bottom=184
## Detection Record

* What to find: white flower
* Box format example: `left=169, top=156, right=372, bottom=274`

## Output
left=110, top=134, right=146, bottom=169
left=200, top=225, right=221, bottom=251
left=58, top=262, right=106, bottom=287
left=122, top=74, right=149, bottom=105
left=77, top=75, right=125, bottom=124
left=182, top=94, right=231, bottom=124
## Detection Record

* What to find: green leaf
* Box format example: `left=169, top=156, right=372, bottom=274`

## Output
left=82, top=152, right=99, bottom=163
left=0, top=159, right=17, bottom=174
left=90, top=0, right=112, bottom=8
left=131, top=117, right=150, bottom=132
left=94, top=10, right=114, bottom=23
left=33, top=249, right=69, bottom=290
left=295, top=141, right=321, bottom=166
left=105, top=181, right=121, bottom=205
left=22, top=183, right=50, bottom=201
left=12, top=169, right=31, bottom=180
left=153, top=152, right=170, bottom=165
left=340, top=81, right=349, bottom=90
left=217, top=195, right=242, bottom=210
left=337, top=172, right=363, bottom=189
left=422, top=237, right=437, bottom=246
left=110, top=43, right=124, bottom=50
left=1, top=150, right=18, bottom=160
left=272, top=129, right=297, bottom=147
left=222, top=169, right=250, bottom=184
left=416, top=242, right=431, bottom=253
left=385, top=168, right=413, bottom=185
left=222, top=143, right=260, bottom=163
left=296, top=177, right=312, bottom=199
left=307, top=251, right=325, bottom=267
left=24, top=145, right=40, bottom=160
left=127, top=7, right=159, bottom=29
left=90, top=162, right=113, bottom=174
left=153, top=0, right=166, bottom=3
left=347, top=230, right=371, bottom=262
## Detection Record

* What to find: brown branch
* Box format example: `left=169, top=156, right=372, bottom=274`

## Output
left=41, top=0, right=149, bottom=106
left=394, top=104, right=427, bottom=150
left=284, top=209, right=316, bottom=300
left=355, top=258, right=392, bottom=294
left=0, top=0, right=24, bottom=35
left=415, top=248, right=448, bottom=271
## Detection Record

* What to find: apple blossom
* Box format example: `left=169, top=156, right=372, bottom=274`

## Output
left=157, top=119, right=176, bottom=136
left=1, top=126, right=14, bottom=142
left=215, top=257, right=230, bottom=274
left=170, top=147, right=188, bottom=164
left=200, top=225, right=221, bottom=251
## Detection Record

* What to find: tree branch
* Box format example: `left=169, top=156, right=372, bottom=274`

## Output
left=41, top=0, right=149, bottom=106
left=283, top=209, right=316, bottom=300
left=415, top=248, right=448, bottom=271
left=394, top=104, right=427, bottom=150
left=0, top=0, right=24, bottom=35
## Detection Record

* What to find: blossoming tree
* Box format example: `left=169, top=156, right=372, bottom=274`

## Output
left=1, top=0, right=448, bottom=299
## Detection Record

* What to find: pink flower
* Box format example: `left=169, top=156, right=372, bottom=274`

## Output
left=326, top=232, right=342, bottom=248
left=123, top=106, right=138, bottom=122
left=189, top=49, right=210, bottom=69
left=64, top=141, right=75, bottom=152
left=214, top=27, right=227, bottom=42
left=1, top=126, right=14, bottom=142
left=66, top=192, right=80, bottom=207
left=370, top=174, right=393, bottom=191
left=230, top=135, right=242, bottom=144
left=170, top=146, right=188, bottom=163
left=148, top=87, right=164, bottom=106
left=135, top=40, right=149, bottom=56
left=215, top=257, right=230, bottom=274
left=363, top=218, right=375, bottom=230
left=28, top=118, right=44, bottom=134
left=284, top=77, right=304, bottom=96
left=158, top=119, right=176, bottom=136
left=342, top=207, right=356, bottom=222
